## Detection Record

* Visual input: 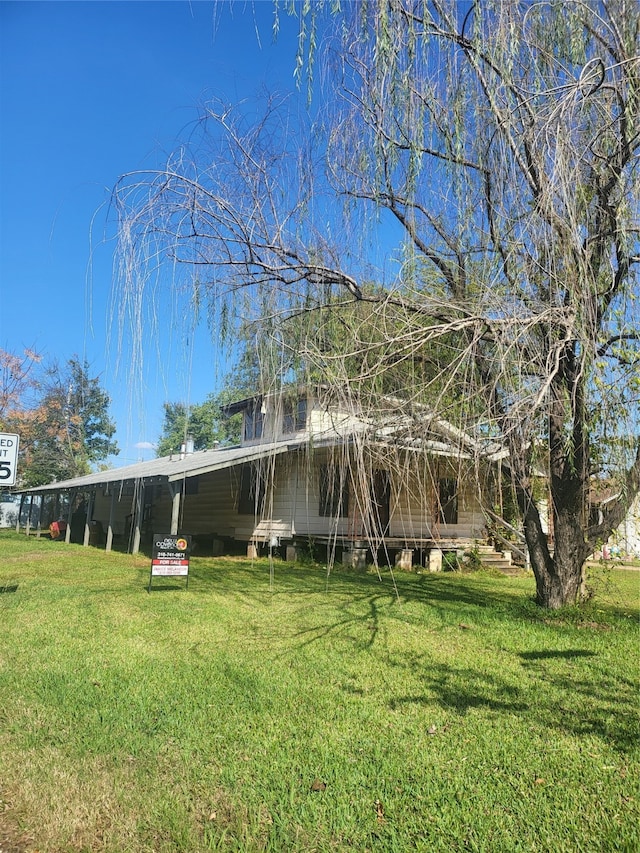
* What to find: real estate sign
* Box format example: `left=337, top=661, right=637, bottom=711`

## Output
left=149, top=533, right=192, bottom=591
left=0, top=433, right=19, bottom=486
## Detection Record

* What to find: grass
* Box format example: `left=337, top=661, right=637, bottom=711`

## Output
left=0, top=531, right=638, bottom=852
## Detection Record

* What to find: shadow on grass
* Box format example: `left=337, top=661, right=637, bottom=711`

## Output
left=190, top=557, right=526, bottom=612
left=146, top=584, right=189, bottom=593
left=0, top=583, right=18, bottom=594
left=191, top=557, right=640, bottom=630
left=518, top=649, right=596, bottom=660
left=385, top=652, right=637, bottom=753
left=206, top=562, right=635, bottom=752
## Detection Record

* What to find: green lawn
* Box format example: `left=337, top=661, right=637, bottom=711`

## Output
left=0, top=531, right=638, bottom=852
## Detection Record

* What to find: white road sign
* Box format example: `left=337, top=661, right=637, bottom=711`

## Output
left=0, top=433, right=19, bottom=486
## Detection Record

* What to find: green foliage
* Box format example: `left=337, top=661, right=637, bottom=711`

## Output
left=464, top=544, right=483, bottom=571
left=156, top=392, right=241, bottom=456
left=63, top=358, right=118, bottom=465
left=441, top=551, right=461, bottom=572
left=11, top=356, right=118, bottom=488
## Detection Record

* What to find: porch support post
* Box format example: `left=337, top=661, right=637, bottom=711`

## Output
left=16, top=493, right=25, bottom=533
left=83, top=491, right=94, bottom=547
left=132, top=480, right=144, bottom=554
left=65, top=489, right=74, bottom=543
left=26, top=494, right=34, bottom=536
left=36, top=495, right=43, bottom=538
left=428, top=547, right=443, bottom=572
left=395, top=548, right=413, bottom=570
left=169, top=482, right=181, bottom=536
left=105, top=489, right=116, bottom=552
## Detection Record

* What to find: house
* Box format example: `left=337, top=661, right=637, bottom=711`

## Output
left=615, top=492, right=640, bottom=558
left=0, top=491, right=20, bottom=528
left=16, top=388, right=512, bottom=570
left=595, top=490, right=640, bottom=560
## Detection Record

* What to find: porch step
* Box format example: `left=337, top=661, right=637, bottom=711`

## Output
left=466, top=545, right=515, bottom=573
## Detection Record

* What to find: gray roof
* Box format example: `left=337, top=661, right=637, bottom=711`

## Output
left=22, top=414, right=508, bottom=495
left=23, top=441, right=294, bottom=494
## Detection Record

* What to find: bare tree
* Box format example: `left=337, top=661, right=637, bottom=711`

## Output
left=113, top=0, right=639, bottom=608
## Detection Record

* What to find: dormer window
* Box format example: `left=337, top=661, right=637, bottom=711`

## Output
left=283, top=397, right=307, bottom=434
left=244, top=406, right=264, bottom=441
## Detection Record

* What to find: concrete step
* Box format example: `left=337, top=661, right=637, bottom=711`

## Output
left=465, top=546, right=514, bottom=572
left=482, top=560, right=515, bottom=572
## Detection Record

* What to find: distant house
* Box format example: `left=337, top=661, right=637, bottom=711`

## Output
left=595, top=491, right=640, bottom=560
left=0, top=491, right=20, bottom=528
left=616, top=492, right=640, bottom=558
left=17, top=388, right=513, bottom=569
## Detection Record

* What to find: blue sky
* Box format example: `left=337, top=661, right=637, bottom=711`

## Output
left=0, top=0, right=306, bottom=463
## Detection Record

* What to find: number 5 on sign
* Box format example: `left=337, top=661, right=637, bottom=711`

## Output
left=0, top=433, right=20, bottom=485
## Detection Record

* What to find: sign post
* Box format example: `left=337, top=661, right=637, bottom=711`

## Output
left=0, top=433, right=19, bottom=487
left=148, top=533, right=191, bottom=592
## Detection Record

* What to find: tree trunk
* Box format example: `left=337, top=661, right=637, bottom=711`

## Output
left=512, top=429, right=589, bottom=609
left=518, top=493, right=574, bottom=610
left=524, top=368, right=592, bottom=609
left=524, top=513, right=586, bottom=609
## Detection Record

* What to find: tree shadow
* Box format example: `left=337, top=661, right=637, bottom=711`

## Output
left=518, top=649, right=596, bottom=660
left=194, top=558, right=527, bottom=617
left=384, top=652, right=637, bottom=753
left=145, top=556, right=637, bottom=752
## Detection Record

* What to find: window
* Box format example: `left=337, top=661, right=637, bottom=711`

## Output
left=244, top=406, right=263, bottom=441
left=283, top=397, right=307, bottom=434
left=319, top=464, right=350, bottom=517
left=184, top=476, right=199, bottom=496
left=371, top=469, right=391, bottom=535
left=238, top=464, right=266, bottom=515
left=438, top=478, right=458, bottom=525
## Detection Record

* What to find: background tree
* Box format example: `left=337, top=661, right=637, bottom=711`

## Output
left=0, top=347, right=42, bottom=424
left=156, top=391, right=242, bottom=456
left=114, top=0, right=639, bottom=608
left=6, top=356, right=119, bottom=488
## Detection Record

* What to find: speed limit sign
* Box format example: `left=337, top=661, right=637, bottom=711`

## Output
left=0, top=433, right=19, bottom=486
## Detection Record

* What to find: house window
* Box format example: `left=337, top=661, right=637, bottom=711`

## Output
left=244, top=406, right=263, bottom=441
left=371, top=469, right=391, bottom=536
left=319, top=464, right=349, bottom=517
left=438, top=478, right=458, bottom=525
left=238, top=464, right=266, bottom=515
left=184, top=476, right=199, bottom=496
left=283, top=397, right=307, bottom=434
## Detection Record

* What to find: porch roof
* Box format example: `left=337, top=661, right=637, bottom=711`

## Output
left=21, top=441, right=295, bottom=494
left=20, top=419, right=504, bottom=496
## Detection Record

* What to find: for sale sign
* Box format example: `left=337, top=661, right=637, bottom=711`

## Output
left=0, top=433, right=19, bottom=486
left=149, top=533, right=191, bottom=591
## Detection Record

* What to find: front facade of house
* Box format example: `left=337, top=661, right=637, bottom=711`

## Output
left=19, top=389, right=491, bottom=565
